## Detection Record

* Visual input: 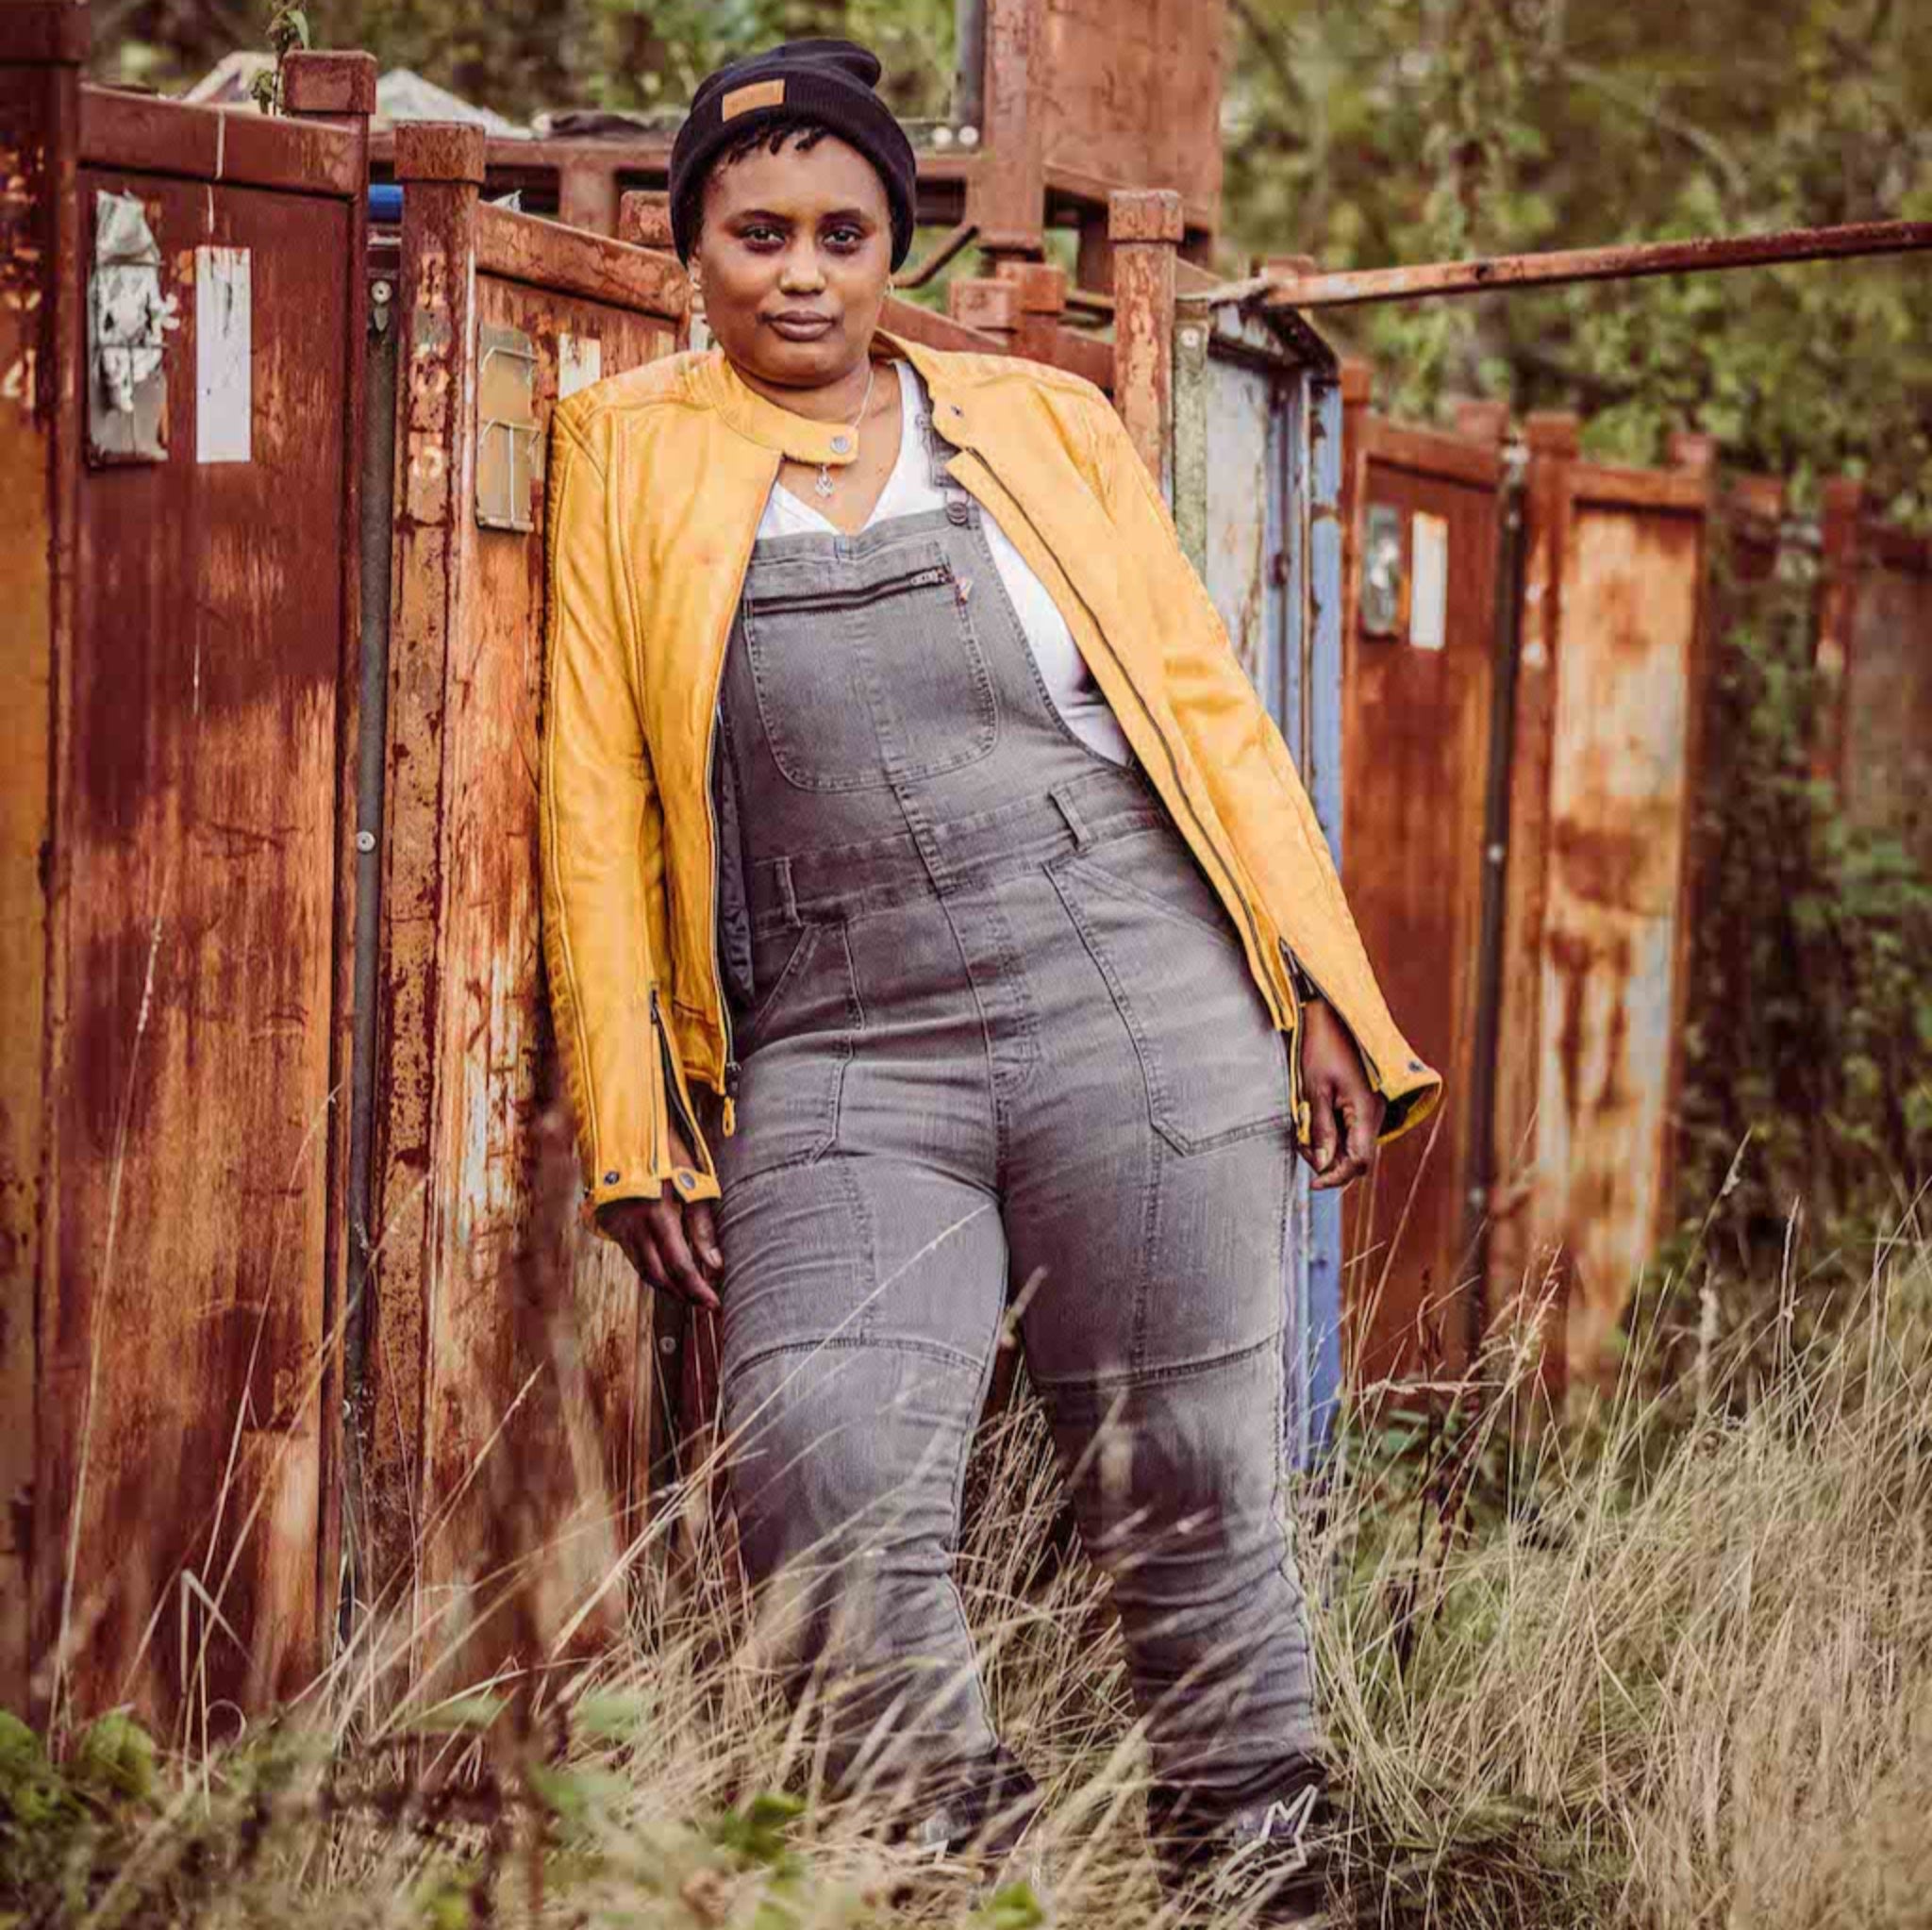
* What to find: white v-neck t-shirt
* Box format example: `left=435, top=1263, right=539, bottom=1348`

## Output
left=756, top=360, right=1134, bottom=768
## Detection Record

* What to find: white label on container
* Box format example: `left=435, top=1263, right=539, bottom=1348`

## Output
left=1409, top=510, right=1448, bottom=650
left=194, top=245, right=251, bottom=463
left=558, top=333, right=603, bottom=398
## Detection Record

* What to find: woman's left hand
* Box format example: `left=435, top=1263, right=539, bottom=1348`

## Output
left=1298, top=1002, right=1385, bottom=1192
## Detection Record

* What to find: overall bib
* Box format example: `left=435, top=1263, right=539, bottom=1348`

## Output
left=710, top=393, right=1322, bottom=1829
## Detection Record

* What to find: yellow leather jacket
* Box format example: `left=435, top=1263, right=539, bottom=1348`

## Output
left=541, top=329, right=1441, bottom=1214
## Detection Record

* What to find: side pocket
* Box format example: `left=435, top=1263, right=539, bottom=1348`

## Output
left=719, top=922, right=862, bottom=1182
left=1049, top=857, right=1294, bottom=1156
left=736, top=922, right=819, bottom=1055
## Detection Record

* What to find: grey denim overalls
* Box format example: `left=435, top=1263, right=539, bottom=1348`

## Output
left=708, top=374, right=1321, bottom=1834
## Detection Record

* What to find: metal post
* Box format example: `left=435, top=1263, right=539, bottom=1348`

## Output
left=953, top=0, right=988, bottom=133
left=1487, top=411, right=1579, bottom=1406
left=1457, top=402, right=1524, bottom=1359
left=0, top=0, right=88, bottom=1727
left=284, top=40, right=379, bottom=1657
left=974, top=0, right=1045, bottom=262
left=1108, top=190, right=1182, bottom=493
left=1299, top=366, right=1350, bottom=1463
left=365, top=121, right=487, bottom=1653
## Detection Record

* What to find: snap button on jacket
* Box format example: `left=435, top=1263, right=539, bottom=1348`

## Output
left=540, top=329, right=1441, bottom=1216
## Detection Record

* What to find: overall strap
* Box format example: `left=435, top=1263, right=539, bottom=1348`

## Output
left=909, top=363, right=976, bottom=523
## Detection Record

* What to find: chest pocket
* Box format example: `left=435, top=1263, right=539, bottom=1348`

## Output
left=739, top=537, right=999, bottom=792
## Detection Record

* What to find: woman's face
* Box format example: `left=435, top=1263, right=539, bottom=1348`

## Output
left=693, top=131, right=894, bottom=391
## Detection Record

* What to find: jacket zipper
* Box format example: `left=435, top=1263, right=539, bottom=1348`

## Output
left=698, top=488, right=774, bottom=1136
left=651, top=986, right=704, bottom=1157
left=1278, top=944, right=1309, bottom=1138
left=703, top=699, right=740, bottom=1137
left=955, top=445, right=1291, bottom=1034
left=1279, top=936, right=1386, bottom=1094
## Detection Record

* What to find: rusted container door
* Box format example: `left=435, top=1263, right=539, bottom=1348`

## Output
left=1341, top=418, right=1504, bottom=1393
left=1494, top=445, right=1712, bottom=1386
left=360, top=131, right=688, bottom=1688
left=1820, top=484, right=1932, bottom=872
left=25, top=84, right=367, bottom=1725
left=1173, top=299, right=1347, bottom=1462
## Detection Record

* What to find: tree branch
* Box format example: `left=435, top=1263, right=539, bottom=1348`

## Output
left=1559, top=57, right=1752, bottom=213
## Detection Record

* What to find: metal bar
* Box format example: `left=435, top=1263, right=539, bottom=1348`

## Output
left=1462, top=459, right=1527, bottom=1349
left=1302, top=370, right=1349, bottom=1463
left=1265, top=219, right=1932, bottom=309
left=895, top=219, right=978, bottom=291
left=341, top=274, right=399, bottom=1639
left=1062, top=285, right=1115, bottom=316
left=954, top=0, right=988, bottom=132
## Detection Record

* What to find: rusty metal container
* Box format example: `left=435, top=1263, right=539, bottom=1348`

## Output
left=1818, top=480, right=1932, bottom=871
left=1488, top=422, right=1715, bottom=1391
left=1338, top=374, right=1510, bottom=1397
left=2, top=24, right=375, bottom=1726
left=350, top=127, right=693, bottom=1694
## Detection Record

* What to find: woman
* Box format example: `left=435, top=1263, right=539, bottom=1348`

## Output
left=540, top=36, right=1439, bottom=1909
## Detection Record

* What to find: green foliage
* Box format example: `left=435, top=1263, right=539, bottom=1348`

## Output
left=0, top=1712, right=162, bottom=1920
left=1225, top=0, right=1932, bottom=523
left=249, top=4, right=313, bottom=115
left=70, top=1712, right=159, bottom=1805
left=710, top=1789, right=808, bottom=1869
left=1673, top=541, right=1932, bottom=1302
left=973, top=1881, right=1048, bottom=1929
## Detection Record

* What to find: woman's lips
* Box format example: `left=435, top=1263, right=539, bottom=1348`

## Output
left=768, top=312, right=836, bottom=340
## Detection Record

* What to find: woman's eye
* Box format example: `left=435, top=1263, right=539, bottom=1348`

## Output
left=824, top=227, right=864, bottom=252
left=742, top=225, right=784, bottom=247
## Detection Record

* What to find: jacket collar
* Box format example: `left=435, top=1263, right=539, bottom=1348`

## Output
left=694, top=327, right=975, bottom=471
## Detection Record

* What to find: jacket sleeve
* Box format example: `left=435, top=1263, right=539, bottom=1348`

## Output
left=540, top=404, right=700, bottom=1213
left=1085, top=394, right=1442, bottom=1142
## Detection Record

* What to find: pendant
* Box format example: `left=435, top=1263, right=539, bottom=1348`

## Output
left=813, top=465, right=835, bottom=499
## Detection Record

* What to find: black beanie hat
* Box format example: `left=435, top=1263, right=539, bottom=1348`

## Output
left=669, top=40, right=918, bottom=271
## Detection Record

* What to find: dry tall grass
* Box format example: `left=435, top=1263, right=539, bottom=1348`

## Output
left=8, top=1216, right=1929, bottom=1929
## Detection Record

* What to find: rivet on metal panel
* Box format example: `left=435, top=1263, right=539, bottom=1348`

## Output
left=476, top=323, right=540, bottom=531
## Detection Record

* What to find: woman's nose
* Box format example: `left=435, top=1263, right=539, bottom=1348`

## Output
left=777, top=246, right=827, bottom=293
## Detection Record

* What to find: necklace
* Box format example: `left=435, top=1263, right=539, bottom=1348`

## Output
left=814, top=360, right=877, bottom=499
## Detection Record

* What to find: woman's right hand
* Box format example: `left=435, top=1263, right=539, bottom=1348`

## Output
left=596, top=1127, right=724, bottom=1311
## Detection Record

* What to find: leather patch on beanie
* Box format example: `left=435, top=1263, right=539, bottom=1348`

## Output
left=722, top=77, right=787, bottom=119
